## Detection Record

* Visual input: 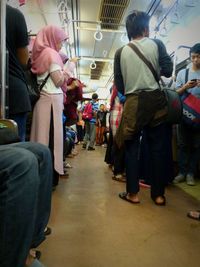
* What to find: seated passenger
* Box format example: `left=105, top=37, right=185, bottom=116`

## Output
left=0, top=142, right=53, bottom=267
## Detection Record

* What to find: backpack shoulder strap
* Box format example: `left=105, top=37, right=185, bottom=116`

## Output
left=185, top=68, right=189, bottom=83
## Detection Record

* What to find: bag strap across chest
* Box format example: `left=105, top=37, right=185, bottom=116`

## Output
left=127, top=42, right=160, bottom=86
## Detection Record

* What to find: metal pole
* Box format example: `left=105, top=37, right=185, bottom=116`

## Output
left=172, top=45, right=191, bottom=78
left=0, top=0, right=6, bottom=119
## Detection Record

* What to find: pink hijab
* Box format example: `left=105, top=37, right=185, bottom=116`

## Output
left=59, top=51, right=69, bottom=64
left=31, top=25, right=68, bottom=74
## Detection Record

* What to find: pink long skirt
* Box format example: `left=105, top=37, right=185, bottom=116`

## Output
left=30, top=92, right=64, bottom=175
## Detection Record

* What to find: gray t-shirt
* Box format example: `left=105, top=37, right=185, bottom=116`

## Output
left=114, top=38, right=173, bottom=95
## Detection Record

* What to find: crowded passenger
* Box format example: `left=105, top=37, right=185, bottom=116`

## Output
left=173, top=43, right=200, bottom=186
left=109, top=84, right=126, bottom=182
left=95, top=103, right=108, bottom=146
left=30, top=25, right=68, bottom=188
left=114, top=10, right=173, bottom=205
left=82, top=93, right=99, bottom=150
left=6, top=4, right=31, bottom=141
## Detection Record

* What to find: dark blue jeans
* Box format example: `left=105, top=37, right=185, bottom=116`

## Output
left=177, top=123, right=200, bottom=175
left=125, top=123, right=169, bottom=199
left=9, top=112, right=28, bottom=142
left=0, top=142, right=52, bottom=267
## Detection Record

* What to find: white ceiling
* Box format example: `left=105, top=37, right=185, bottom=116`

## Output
left=7, top=0, right=200, bottom=99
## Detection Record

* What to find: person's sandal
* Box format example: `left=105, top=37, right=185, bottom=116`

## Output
left=44, top=226, right=52, bottom=236
left=112, top=174, right=126, bottom=182
left=29, top=249, right=41, bottom=260
left=187, top=210, right=200, bottom=221
left=152, top=196, right=166, bottom=206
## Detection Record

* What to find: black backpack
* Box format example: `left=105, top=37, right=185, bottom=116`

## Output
left=24, top=61, right=50, bottom=108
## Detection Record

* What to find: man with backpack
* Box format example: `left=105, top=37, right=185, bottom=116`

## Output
left=173, top=43, right=200, bottom=186
left=82, top=93, right=99, bottom=150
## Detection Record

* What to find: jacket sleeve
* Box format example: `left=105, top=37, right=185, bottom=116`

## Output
left=117, top=92, right=126, bottom=104
left=114, top=47, right=125, bottom=94
left=153, top=39, right=173, bottom=78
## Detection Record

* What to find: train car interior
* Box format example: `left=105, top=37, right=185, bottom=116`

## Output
left=0, top=1, right=200, bottom=267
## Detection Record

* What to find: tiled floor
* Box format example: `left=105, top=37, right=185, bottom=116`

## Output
left=176, top=179, right=200, bottom=201
left=39, top=145, right=200, bottom=267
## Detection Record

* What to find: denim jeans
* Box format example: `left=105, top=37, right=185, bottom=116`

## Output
left=83, top=121, right=96, bottom=148
left=9, top=112, right=28, bottom=142
left=0, top=142, right=52, bottom=267
left=125, top=123, right=170, bottom=198
left=177, top=123, right=200, bottom=175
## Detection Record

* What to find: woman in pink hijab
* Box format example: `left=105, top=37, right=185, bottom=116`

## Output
left=30, top=25, right=68, bottom=188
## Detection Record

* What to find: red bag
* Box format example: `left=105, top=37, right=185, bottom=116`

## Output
left=182, top=92, right=200, bottom=128
left=82, top=103, right=93, bottom=120
left=181, top=68, right=200, bottom=128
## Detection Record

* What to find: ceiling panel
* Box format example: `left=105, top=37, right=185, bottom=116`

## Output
left=7, top=0, right=200, bottom=99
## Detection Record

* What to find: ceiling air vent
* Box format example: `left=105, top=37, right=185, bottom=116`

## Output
left=90, top=0, right=130, bottom=80
left=90, top=62, right=105, bottom=80
left=99, top=0, right=130, bottom=30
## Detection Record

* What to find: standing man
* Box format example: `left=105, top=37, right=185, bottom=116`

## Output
left=82, top=93, right=99, bottom=150
left=6, top=4, right=31, bottom=141
left=114, top=10, right=173, bottom=205
left=173, top=43, right=200, bottom=186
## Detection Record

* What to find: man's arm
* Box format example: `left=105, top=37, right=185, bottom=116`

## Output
left=17, top=47, right=29, bottom=67
left=153, top=39, right=173, bottom=78
left=114, top=47, right=125, bottom=94
left=15, top=8, right=29, bottom=67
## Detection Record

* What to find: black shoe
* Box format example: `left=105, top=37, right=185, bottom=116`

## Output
left=88, top=146, right=95, bottom=151
left=82, top=144, right=86, bottom=149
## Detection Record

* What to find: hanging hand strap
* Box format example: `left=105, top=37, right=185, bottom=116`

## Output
left=127, top=42, right=160, bottom=86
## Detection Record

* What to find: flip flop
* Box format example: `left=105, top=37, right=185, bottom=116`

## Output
left=152, top=196, right=166, bottom=206
left=112, top=175, right=126, bottom=183
left=119, top=192, right=140, bottom=204
left=187, top=210, right=200, bottom=221
left=44, top=226, right=52, bottom=236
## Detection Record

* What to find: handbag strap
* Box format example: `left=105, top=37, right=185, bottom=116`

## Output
left=127, top=42, right=160, bottom=86
left=38, top=73, right=50, bottom=91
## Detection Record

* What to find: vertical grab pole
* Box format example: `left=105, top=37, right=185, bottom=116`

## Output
left=172, top=45, right=191, bottom=79
left=0, top=1, right=6, bottom=119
